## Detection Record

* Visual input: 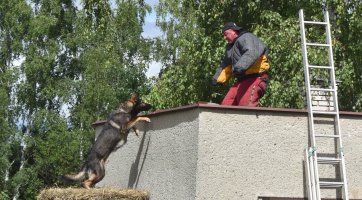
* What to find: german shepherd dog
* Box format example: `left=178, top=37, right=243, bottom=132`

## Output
left=59, top=94, right=152, bottom=189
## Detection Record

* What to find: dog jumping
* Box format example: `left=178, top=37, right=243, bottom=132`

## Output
left=59, top=94, right=152, bottom=189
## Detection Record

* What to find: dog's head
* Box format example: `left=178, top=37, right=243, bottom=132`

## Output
left=130, top=94, right=152, bottom=112
left=118, top=94, right=152, bottom=114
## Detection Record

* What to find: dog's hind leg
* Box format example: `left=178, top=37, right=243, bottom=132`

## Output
left=82, top=175, right=95, bottom=189
left=132, top=126, right=139, bottom=137
left=115, top=133, right=128, bottom=149
left=82, top=160, right=105, bottom=189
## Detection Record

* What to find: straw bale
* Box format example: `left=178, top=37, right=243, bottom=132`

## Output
left=37, top=186, right=149, bottom=200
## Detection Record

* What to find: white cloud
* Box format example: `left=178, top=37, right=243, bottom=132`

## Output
left=146, top=61, right=161, bottom=78
left=13, top=57, right=25, bottom=67
left=61, top=103, right=70, bottom=118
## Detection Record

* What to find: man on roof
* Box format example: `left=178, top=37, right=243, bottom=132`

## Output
left=213, top=22, right=269, bottom=106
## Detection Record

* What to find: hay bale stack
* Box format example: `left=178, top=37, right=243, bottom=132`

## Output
left=37, top=186, right=149, bottom=200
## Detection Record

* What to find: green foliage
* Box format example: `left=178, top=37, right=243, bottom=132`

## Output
left=146, top=0, right=362, bottom=111
left=28, top=110, right=90, bottom=190
left=0, top=86, right=11, bottom=199
left=253, top=11, right=306, bottom=108
left=0, top=0, right=31, bottom=198
left=333, top=1, right=362, bottom=111
left=69, top=0, right=153, bottom=124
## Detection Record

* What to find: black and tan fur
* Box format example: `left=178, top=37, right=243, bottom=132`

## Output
left=59, top=94, right=152, bottom=189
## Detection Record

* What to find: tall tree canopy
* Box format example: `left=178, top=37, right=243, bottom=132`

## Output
left=1, top=0, right=153, bottom=199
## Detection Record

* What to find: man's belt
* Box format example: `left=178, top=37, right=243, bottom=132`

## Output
left=237, top=71, right=268, bottom=81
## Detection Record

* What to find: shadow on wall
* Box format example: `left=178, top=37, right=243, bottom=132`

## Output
left=128, top=131, right=151, bottom=188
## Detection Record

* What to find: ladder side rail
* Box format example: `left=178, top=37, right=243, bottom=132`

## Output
left=324, top=10, right=349, bottom=200
left=312, top=151, right=321, bottom=200
left=324, top=10, right=343, bottom=151
left=309, top=148, right=318, bottom=200
left=299, top=9, right=321, bottom=200
left=340, top=154, right=349, bottom=199
left=305, top=149, right=314, bottom=200
left=299, top=10, right=317, bottom=147
left=324, top=11, right=339, bottom=115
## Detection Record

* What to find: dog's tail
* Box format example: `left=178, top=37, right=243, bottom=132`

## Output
left=59, top=164, right=87, bottom=183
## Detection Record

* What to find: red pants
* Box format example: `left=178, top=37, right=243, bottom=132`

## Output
left=221, top=75, right=268, bottom=107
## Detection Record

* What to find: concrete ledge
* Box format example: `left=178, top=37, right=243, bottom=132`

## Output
left=92, top=104, right=362, bottom=200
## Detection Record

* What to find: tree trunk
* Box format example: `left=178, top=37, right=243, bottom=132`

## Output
left=12, top=111, right=32, bottom=200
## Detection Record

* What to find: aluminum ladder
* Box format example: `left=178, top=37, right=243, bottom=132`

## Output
left=299, top=9, right=348, bottom=200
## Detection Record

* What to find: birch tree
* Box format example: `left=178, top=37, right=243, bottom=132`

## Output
left=11, top=0, right=78, bottom=199
left=6, top=0, right=155, bottom=198
left=0, top=0, right=31, bottom=198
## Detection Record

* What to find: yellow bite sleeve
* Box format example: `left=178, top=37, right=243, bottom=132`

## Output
left=216, top=65, right=232, bottom=84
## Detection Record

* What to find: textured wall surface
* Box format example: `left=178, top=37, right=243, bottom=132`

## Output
left=93, top=105, right=362, bottom=200
left=197, top=108, right=362, bottom=200
left=197, top=109, right=309, bottom=200
left=96, top=108, right=200, bottom=200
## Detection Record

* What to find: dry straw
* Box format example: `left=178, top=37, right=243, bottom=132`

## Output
left=37, top=186, right=149, bottom=200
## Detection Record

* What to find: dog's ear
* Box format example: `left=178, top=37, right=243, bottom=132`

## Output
left=130, top=93, right=138, bottom=102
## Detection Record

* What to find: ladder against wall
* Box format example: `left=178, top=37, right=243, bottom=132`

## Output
left=299, top=9, right=348, bottom=200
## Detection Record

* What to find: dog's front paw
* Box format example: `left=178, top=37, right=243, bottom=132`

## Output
left=145, top=118, right=151, bottom=123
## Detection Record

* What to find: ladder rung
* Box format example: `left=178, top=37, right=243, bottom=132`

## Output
left=319, top=181, right=344, bottom=188
left=315, top=134, right=340, bottom=138
left=317, top=157, right=342, bottom=164
left=308, top=65, right=332, bottom=69
left=303, top=21, right=328, bottom=25
left=312, top=110, right=337, bottom=115
left=310, top=88, right=334, bottom=92
left=306, top=43, right=330, bottom=47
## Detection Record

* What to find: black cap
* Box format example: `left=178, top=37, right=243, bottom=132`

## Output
left=222, top=22, right=242, bottom=33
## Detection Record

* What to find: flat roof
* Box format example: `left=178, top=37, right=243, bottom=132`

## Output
left=91, top=102, right=362, bottom=125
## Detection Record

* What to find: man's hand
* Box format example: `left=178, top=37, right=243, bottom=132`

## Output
left=212, top=79, right=223, bottom=87
left=233, top=70, right=246, bottom=80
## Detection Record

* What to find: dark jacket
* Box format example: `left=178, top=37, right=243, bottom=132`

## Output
left=213, top=31, right=269, bottom=84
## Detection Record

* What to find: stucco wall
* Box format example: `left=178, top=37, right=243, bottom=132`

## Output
left=197, top=108, right=362, bottom=200
left=96, top=108, right=200, bottom=200
left=197, top=108, right=309, bottom=200
left=93, top=105, right=362, bottom=200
